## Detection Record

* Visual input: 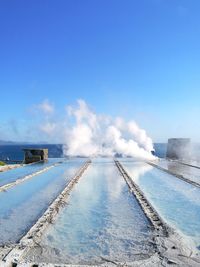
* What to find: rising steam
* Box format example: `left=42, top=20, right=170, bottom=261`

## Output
left=59, top=100, right=156, bottom=160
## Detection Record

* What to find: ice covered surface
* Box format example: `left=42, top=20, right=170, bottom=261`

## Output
left=122, top=161, right=200, bottom=249
left=35, top=159, right=155, bottom=264
left=156, top=159, right=200, bottom=184
left=0, top=160, right=84, bottom=245
left=0, top=158, right=63, bottom=187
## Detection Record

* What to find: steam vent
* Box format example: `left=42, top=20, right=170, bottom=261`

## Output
left=23, top=148, right=48, bottom=164
left=166, top=138, right=191, bottom=160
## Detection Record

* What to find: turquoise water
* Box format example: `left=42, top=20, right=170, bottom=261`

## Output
left=38, top=160, right=155, bottom=264
left=0, top=158, right=63, bottom=187
left=0, top=160, right=84, bottom=245
left=122, top=161, right=200, bottom=249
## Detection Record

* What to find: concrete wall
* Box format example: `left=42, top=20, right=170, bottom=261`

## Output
left=166, top=138, right=191, bottom=160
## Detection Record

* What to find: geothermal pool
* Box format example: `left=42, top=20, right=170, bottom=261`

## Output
left=0, top=159, right=84, bottom=245
left=0, top=158, right=62, bottom=187
left=0, top=157, right=200, bottom=265
left=156, top=159, right=200, bottom=185
left=26, top=159, right=155, bottom=264
left=122, top=161, right=200, bottom=249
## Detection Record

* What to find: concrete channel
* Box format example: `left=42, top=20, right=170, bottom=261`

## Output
left=25, top=159, right=157, bottom=265
left=116, top=160, right=200, bottom=267
left=1, top=159, right=200, bottom=266
left=0, top=163, right=60, bottom=192
left=0, top=159, right=64, bottom=188
left=148, top=161, right=200, bottom=188
left=115, top=160, right=169, bottom=236
left=177, top=160, right=200, bottom=170
left=0, top=160, right=91, bottom=267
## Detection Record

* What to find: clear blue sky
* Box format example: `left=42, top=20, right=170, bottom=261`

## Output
left=0, top=0, right=200, bottom=142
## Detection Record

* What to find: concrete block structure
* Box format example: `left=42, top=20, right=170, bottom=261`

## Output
left=166, top=138, right=191, bottom=160
left=23, top=148, right=48, bottom=164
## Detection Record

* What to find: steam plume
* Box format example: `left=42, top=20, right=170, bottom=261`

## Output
left=60, top=100, right=156, bottom=160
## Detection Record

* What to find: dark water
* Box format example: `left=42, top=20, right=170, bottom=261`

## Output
left=0, top=144, right=63, bottom=160
left=0, top=143, right=167, bottom=161
left=1, top=143, right=200, bottom=161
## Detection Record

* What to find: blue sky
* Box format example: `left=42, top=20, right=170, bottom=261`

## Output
left=0, top=0, right=200, bottom=142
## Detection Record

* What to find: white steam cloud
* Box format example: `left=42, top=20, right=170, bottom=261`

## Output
left=59, top=100, right=155, bottom=160
left=35, top=99, right=156, bottom=160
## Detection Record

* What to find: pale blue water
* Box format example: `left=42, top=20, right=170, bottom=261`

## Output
left=156, top=159, right=200, bottom=184
left=0, top=160, right=84, bottom=245
left=121, top=161, right=200, bottom=249
left=0, top=158, right=64, bottom=187
left=38, top=160, right=155, bottom=264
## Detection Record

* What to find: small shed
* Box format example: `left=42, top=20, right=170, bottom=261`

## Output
left=23, top=148, right=48, bottom=164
